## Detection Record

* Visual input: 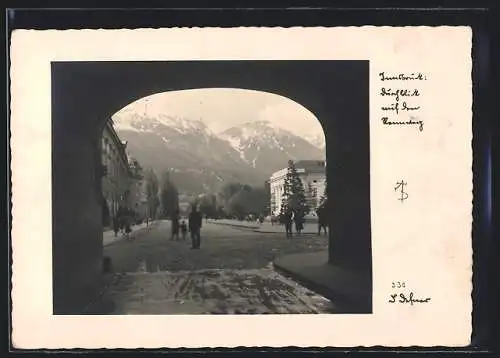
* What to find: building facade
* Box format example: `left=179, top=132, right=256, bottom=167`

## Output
left=100, top=118, right=133, bottom=226
left=269, top=160, right=326, bottom=216
left=126, top=156, right=149, bottom=222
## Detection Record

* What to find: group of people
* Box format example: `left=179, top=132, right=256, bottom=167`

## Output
left=245, top=214, right=265, bottom=224
left=280, top=209, right=306, bottom=239
left=278, top=204, right=328, bottom=239
left=112, top=206, right=134, bottom=238
left=169, top=206, right=203, bottom=249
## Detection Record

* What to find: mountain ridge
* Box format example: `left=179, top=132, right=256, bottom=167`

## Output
left=113, top=113, right=325, bottom=195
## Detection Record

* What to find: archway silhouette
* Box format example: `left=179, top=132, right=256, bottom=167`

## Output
left=51, top=60, right=371, bottom=314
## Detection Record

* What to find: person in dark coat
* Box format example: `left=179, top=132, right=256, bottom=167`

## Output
left=316, top=205, right=328, bottom=236
left=112, top=216, right=120, bottom=237
left=124, top=219, right=132, bottom=237
left=189, top=205, right=203, bottom=249
left=294, top=210, right=304, bottom=234
left=171, top=210, right=180, bottom=240
left=122, top=207, right=132, bottom=238
left=115, top=206, right=124, bottom=235
left=282, top=209, right=293, bottom=239
left=180, top=219, right=188, bottom=240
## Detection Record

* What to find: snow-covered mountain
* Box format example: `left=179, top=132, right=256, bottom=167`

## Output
left=219, top=120, right=325, bottom=174
left=113, top=114, right=325, bottom=195
left=304, top=133, right=326, bottom=150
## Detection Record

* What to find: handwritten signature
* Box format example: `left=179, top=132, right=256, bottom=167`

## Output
left=389, top=292, right=431, bottom=305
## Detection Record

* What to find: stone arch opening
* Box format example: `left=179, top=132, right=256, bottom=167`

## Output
left=51, top=61, right=371, bottom=314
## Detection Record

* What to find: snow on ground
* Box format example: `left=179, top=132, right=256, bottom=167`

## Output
left=93, top=220, right=332, bottom=315
left=97, top=266, right=334, bottom=315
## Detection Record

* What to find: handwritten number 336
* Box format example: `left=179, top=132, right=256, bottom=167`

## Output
left=392, top=281, right=406, bottom=288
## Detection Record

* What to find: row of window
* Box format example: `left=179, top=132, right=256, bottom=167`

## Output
left=103, top=156, right=128, bottom=180
left=271, top=184, right=321, bottom=196
left=102, top=133, right=129, bottom=180
left=271, top=187, right=319, bottom=197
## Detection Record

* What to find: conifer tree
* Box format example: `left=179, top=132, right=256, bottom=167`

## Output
left=280, top=167, right=291, bottom=217
left=160, top=171, right=179, bottom=218
left=280, top=160, right=308, bottom=217
left=145, top=169, right=160, bottom=219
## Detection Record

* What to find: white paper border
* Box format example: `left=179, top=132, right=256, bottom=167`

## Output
left=10, top=27, right=473, bottom=348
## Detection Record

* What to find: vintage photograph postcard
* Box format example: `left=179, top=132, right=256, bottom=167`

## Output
left=10, top=26, right=472, bottom=348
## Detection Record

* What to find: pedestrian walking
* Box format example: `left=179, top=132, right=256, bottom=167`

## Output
left=119, top=219, right=124, bottom=235
left=294, top=211, right=304, bottom=234
left=124, top=222, right=132, bottom=238
left=117, top=206, right=127, bottom=236
left=180, top=219, right=188, bottom=240
left=282, top=210, right=293, bottom=239
left=271, top=215, right=278, bottom=226
left=171, top=210, right=180, bottom=241
left=112, top=215, right=120, bottom=237
left=316, top=205, right=328, bottom=236
left=123, top=212, right=132, bottom=239
left=189, top=205, right=203, bottom=249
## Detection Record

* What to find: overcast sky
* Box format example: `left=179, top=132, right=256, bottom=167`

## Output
left=113, top=88, right=324, bottom=140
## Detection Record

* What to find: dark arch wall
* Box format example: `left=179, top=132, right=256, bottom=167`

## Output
left=51, top=60, right=371, bottom=314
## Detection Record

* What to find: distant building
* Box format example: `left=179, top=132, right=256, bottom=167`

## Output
left=126, top=155, right=148, bottom=221
left=264, top=180, right=271, bottom=215
left=178, top=202, right=191, bottom=217
left=100, top=118, right=133, bottom=226
left=269, top=160, right=326, bottom=216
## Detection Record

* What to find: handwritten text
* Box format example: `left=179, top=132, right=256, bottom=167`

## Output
left=388, top=292, right=432, bottom=305
left=378, top=72, right=426, bottom=132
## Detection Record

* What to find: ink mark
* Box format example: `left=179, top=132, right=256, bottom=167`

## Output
left=394, top=180, right=408, bottom=202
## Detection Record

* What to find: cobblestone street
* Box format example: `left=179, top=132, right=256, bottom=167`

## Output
left=89, top=220, right=333, bottom=314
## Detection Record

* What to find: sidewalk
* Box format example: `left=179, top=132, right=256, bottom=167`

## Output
left=207, top=219, right=259, bottom=229
left=103, top=221, right=155, bottom=246
left=208, top=219, right=325, bottom=235
left=273, top=251, right=372, bottom=314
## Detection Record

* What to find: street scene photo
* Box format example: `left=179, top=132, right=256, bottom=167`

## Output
left=51, top=61, right=372, bottom=315
left=91, top=89, right=332, bottom=314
